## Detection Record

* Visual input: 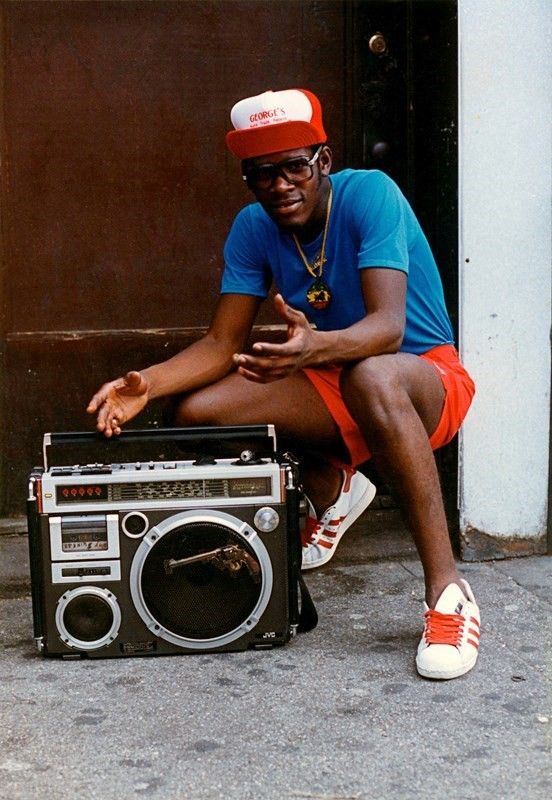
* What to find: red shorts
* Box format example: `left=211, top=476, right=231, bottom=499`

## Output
left=303, top=344, right=475, bottom=467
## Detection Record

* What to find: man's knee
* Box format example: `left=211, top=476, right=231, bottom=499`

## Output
left=341, top=355, right=402, bottom=400
left=341, top=355, right=411, bottom=435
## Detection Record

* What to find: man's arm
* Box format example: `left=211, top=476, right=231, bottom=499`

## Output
left=233, top=269, right=405, bottom=383
left=87, top=294, right=262, bottom=435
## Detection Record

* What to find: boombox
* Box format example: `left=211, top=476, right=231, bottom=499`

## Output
left=27, top=426, right=316, bottom=659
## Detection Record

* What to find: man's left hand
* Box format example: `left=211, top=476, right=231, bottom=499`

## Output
left=233, top=294, right=315, bottom=383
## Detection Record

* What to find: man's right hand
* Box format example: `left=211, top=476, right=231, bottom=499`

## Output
left=86, top=371, right=149, bottom=437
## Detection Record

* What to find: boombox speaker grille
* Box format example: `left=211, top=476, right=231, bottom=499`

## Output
left=142, top=523, right=261, bottom=638
left=63, top=594, right=114, bottom=642
left=55, top=586, right=122, bottom=651
left=130, top=510, right=274, bottom=649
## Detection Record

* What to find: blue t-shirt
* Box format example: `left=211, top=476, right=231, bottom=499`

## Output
left=221, top=169, right=454, bottom=355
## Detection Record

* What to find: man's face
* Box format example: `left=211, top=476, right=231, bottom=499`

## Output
left=243, top=146, right=332, bottom=232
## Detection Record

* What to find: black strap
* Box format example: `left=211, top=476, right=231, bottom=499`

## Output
left=297, top=574, right=318, bottom=633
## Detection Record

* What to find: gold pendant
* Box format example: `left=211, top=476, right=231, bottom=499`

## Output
left=306, top=278, right=331, bottom=310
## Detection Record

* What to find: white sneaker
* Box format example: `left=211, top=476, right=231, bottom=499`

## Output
left=301, top=468, right=376, bottom=570
left=416, top=579, right=481, bottom=680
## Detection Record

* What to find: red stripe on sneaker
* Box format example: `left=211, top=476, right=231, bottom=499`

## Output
left=468, top=627, right=480, bottom=639
left=469, top=616, right=480, bottom=627
left=319, top=540, right=334, bottom=549
left=467, top=638, right=479, bottom=649
left=302, top=518, right=320, bottom=547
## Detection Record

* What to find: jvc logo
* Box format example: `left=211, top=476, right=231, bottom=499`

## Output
left=262, top=631, right=276, bottom=639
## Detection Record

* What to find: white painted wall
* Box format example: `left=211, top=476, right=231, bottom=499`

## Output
left=458, top=0, right=551, bottom=540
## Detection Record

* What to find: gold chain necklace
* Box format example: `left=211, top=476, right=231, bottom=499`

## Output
left=292, top=186, right=333, bottom=310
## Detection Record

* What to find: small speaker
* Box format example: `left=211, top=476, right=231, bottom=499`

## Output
left=55, top=587, right=121, bottom=650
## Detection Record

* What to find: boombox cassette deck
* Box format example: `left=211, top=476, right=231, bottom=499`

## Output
left=27, top=426, right=315, bottom=659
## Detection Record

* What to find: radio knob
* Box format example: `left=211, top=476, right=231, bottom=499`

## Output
left=254, top=507, right=280, bottom=533
left=193, top=455, right=216, bottom=466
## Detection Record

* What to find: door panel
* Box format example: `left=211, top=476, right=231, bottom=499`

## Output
left=0, top=0, right=458, bottom=515
left=351, top=0, right=458, bottom=324
left=2, top=0, right=347, bottom=333
left=0, top=0, right=347, bottom=512
left=349, top=0, right=458, bottom=520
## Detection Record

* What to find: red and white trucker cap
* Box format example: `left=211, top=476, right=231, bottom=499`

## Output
left=225, top=88, right=327, bottom=160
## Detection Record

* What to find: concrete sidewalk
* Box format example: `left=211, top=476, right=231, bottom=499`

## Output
left=0, top=518, right=551, bottom=800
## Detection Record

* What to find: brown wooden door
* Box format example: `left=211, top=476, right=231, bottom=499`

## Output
left=0, top=0, right=349, bottom=512
left=0, top=0, right=457, bottom=515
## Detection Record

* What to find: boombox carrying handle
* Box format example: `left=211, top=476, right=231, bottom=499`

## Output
left=42, top=425, right=277, bottom=471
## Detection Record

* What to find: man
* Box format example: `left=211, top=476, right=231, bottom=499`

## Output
left=88, top=88, right=479, bottom=679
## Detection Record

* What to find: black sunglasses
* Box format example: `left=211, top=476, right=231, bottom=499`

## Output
left=242, top=146, right=323, bottom=190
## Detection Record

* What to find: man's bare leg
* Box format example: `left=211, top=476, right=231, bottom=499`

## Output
left=341, top=353, right=461, bottom=608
